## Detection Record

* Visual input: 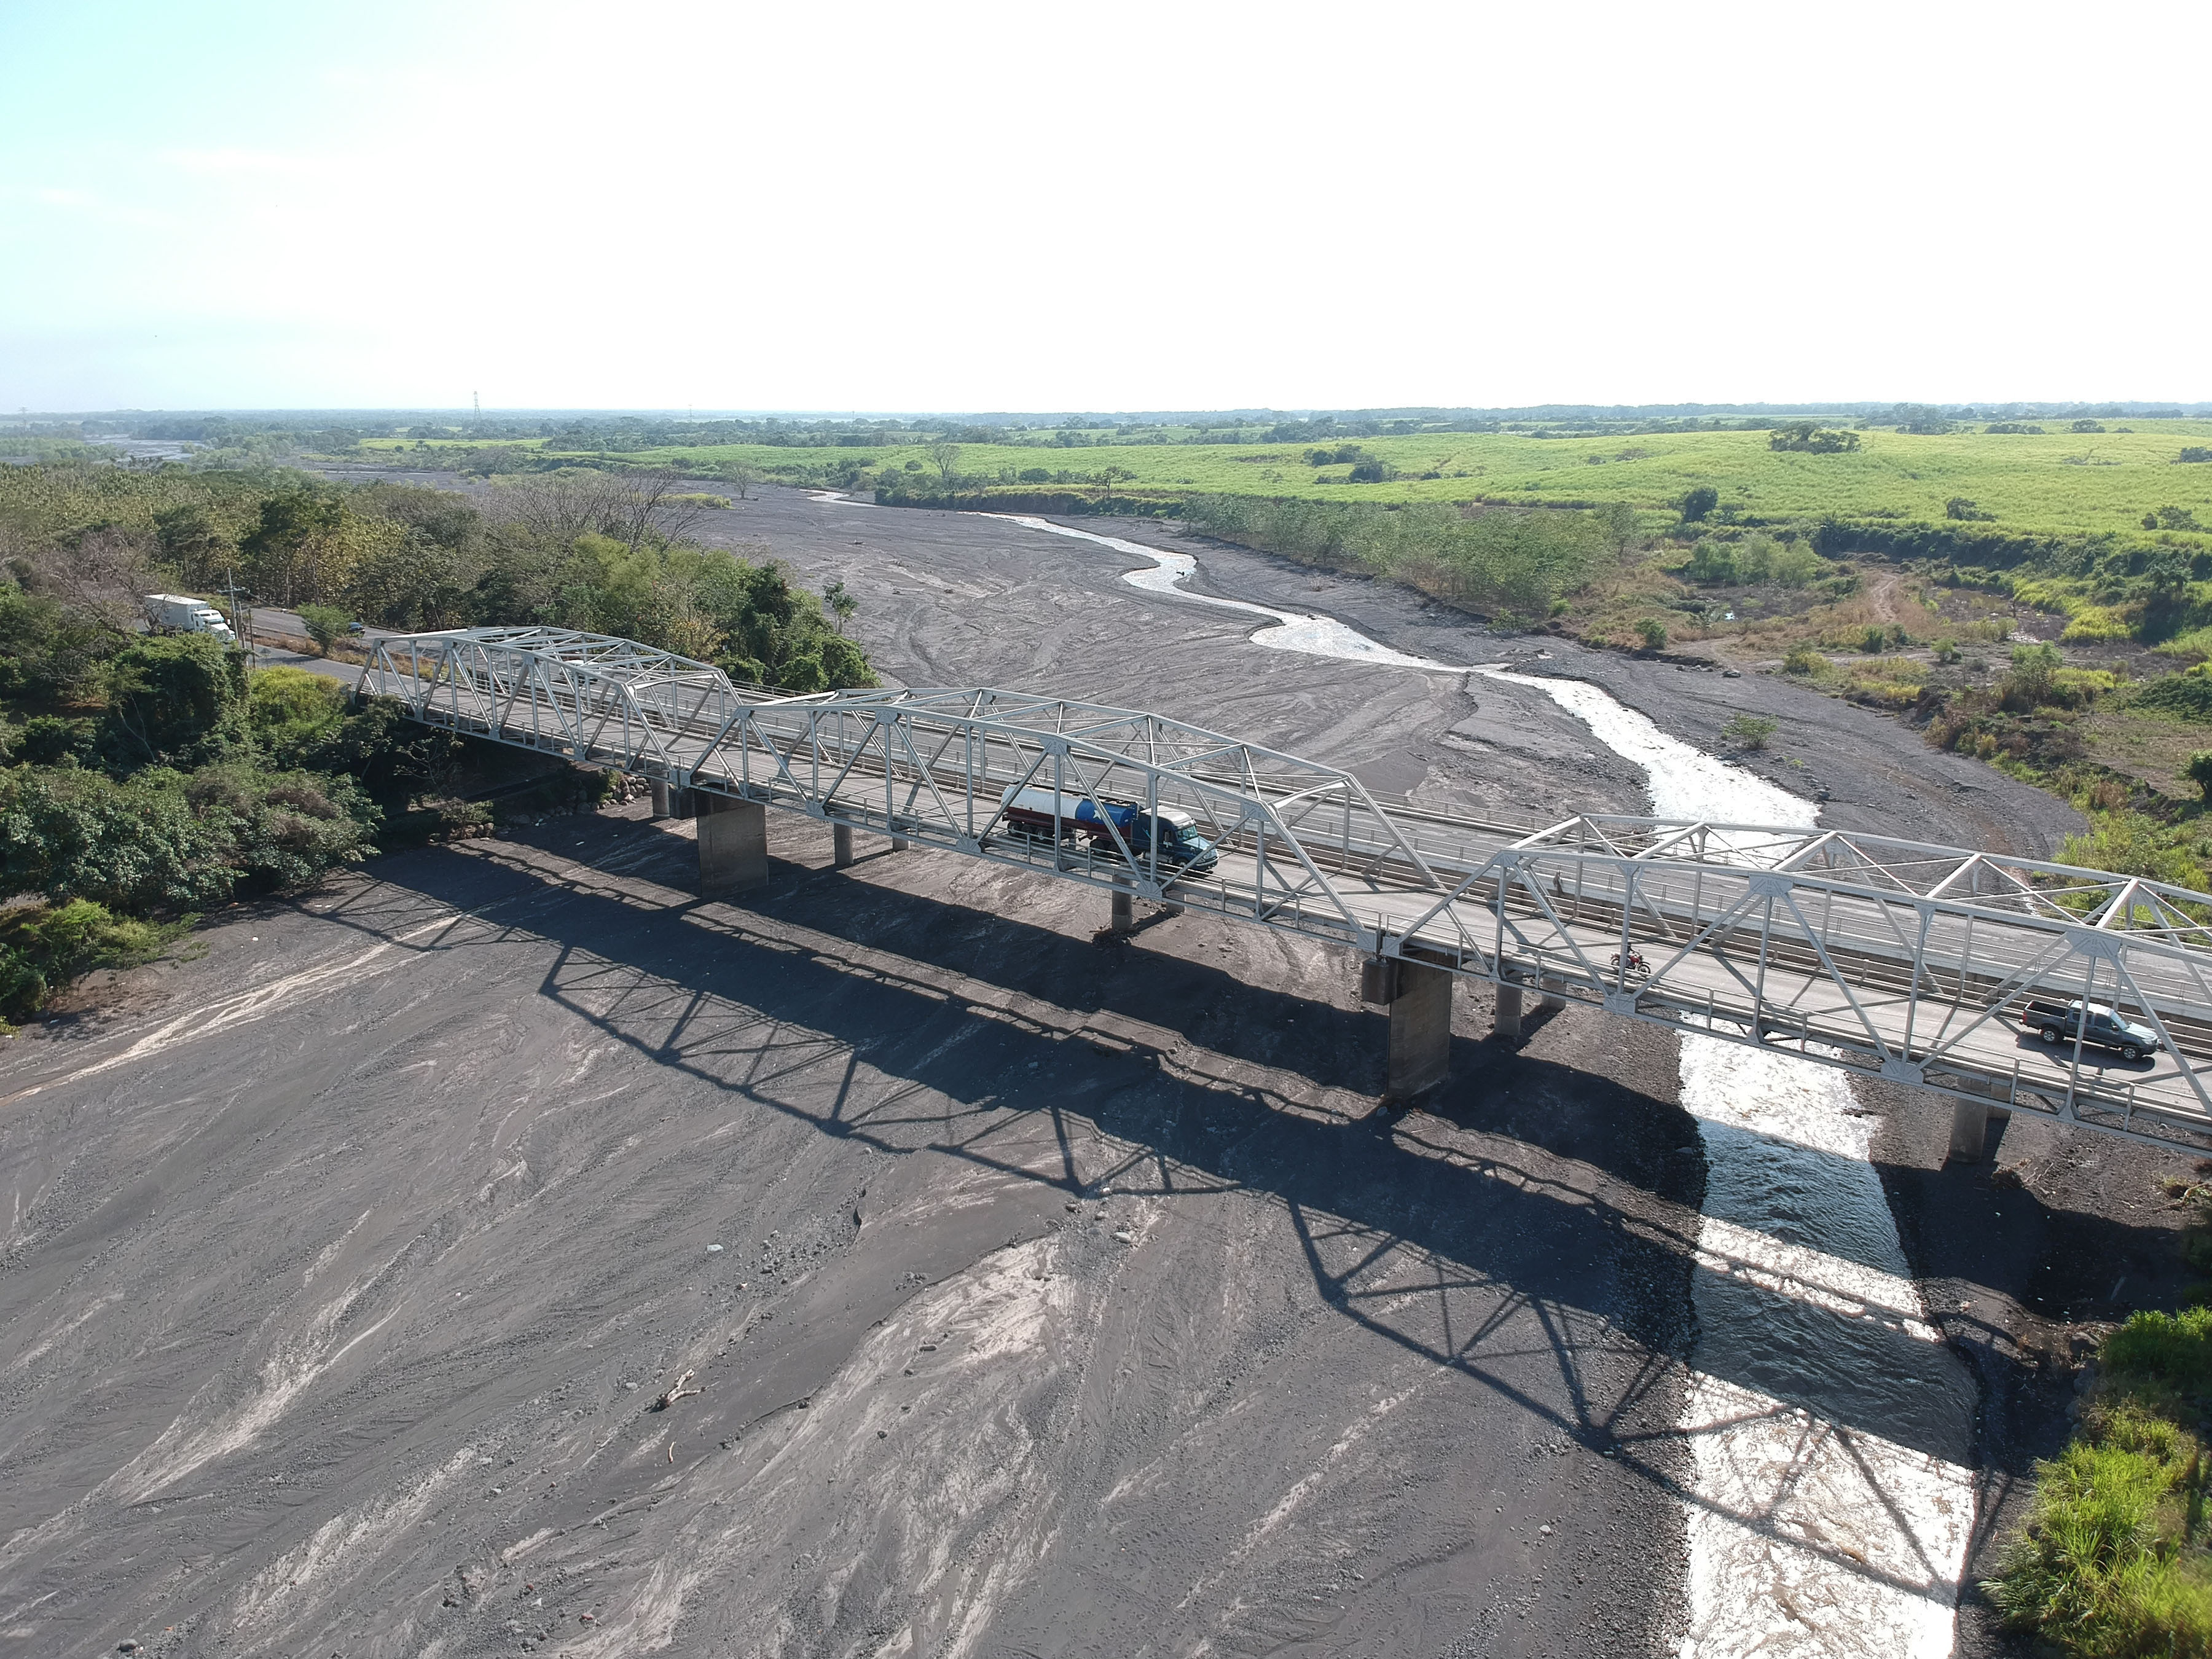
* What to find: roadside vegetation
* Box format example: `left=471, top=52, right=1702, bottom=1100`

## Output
left=0, top=462, right=876, bottom=1021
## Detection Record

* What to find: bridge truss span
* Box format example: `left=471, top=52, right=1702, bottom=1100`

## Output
left=363, top=626, right=2212, bottom=1156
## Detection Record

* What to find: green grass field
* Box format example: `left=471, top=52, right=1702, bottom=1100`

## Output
left=550, top=425, right=2212, bottom=540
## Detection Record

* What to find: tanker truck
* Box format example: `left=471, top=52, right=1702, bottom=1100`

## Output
left=997, top=785, right=1218, bottom=874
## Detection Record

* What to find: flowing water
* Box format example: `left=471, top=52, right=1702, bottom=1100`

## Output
left=1484, top=673, right=1979, bottom=1659
left=989, top=515, right=1459, bottom=670
left=840, top=499, right=1984, bottom=1653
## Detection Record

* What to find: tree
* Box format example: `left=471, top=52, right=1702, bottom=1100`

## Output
left=1596, top=501, right=1640, bottom=557
left=1679, top=487, right=1719, bottom=524
left=822, top=578, right=857, bottom=633
left=2187, top=751, right=2212, bottom=802
left=297, top=604, right=353, bottom=656
left=96, top=634, right=249, bottom=769
left=724, top=460, right=763, bottom=500
left=26, top=525, right=160, bottom=637
left=1768, top=423, right=1860, bottom=454
left=928, top=441, right=961, bottom=488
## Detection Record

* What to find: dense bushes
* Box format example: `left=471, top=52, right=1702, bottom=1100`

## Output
left=1679, top=533, right=1828, bottom=587
left=2132, top=673, right=2212, bottom=723
left=0, top=463, right=878, bottom=694
left=1768, top=423, right=1860, bottom=453
left=1988, top=1311, right=2212, bottom=1655
left=0, top=898, right=187, bottom=1021
left=0, top=763, right=376, bottom=914
left=1179, top=495, right=1625, bottom=616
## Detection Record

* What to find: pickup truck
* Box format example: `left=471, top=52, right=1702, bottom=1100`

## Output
left=2019, top=998, right=2163, bottom=1061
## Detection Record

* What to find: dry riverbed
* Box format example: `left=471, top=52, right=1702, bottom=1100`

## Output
left=0, top=485, right=2197, bottom=1656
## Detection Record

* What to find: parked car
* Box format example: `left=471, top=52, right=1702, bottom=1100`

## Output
left=2018, top=998, right=2162, bottom=1061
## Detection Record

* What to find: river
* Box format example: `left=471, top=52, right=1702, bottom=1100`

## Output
left=1061, top=512, right=1984, bottom=1658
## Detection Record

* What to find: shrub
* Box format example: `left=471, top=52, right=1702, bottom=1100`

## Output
left=1017, top=468, right=1053, bottom=483
left=1946, top=497, right=1995, bottom=522
left=2187, top=753, right=2212, bottom=802
left=296, top=604, right=354, bottom=654
left=1723, top=714, right=1778, bottom=750
left=0, top=898, right=186, bottom=1022
left=247, top=667, right=349, bottom=764
left=2006, top=641, right=2064, bottom=707
left=818, top=635, right=874, bottom=689
left=1346, top=460, right=1397, bottom=484
left=0, top=761, right=377, bottom=912
left=8, top=714, right=90, bottom=765
left=1783, top=644, right=1826, bottom=675
left=1679, top=486, right=1719, bottom=523
left=1635, top=617, right=1668, bottom=651
left=2178, top=448, right=2212, bottom=465
left=1934, top=638, right=1961, bottom=663
left=1860, top=625, right=1888, bottom=654
left=0, top=766, right=235, bottom=912
left=2074, top=418, right=2108, bottom=433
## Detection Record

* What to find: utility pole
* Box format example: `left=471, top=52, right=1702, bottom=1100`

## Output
left=224, top=573, right=256, bottom=658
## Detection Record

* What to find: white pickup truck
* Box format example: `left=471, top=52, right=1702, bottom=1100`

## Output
left=143, top=593, right=238, bottom=644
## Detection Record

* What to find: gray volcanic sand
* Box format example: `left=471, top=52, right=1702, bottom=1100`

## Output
left=0, top=485, right=2169, bottom=1658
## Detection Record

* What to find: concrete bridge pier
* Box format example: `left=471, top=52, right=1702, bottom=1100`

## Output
left=1110, top=886, right=1135, bottom=933
left=1540, top=977, right=1567, bottom=1012
left=1948, top=1100, right=2012, bottom=1162
left=1494, top=983, right=1524, bottom=1039
left=891, top=833, right=911, bottom=851
left=1364, top=954, right=1453, bottom=1103
left=833, top=823, right=855, bottom=868
left=696, top=794, right=767, bottom=895
left=651, top=780, right=672, bottom=818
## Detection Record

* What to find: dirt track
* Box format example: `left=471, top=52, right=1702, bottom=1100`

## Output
left=0, top=485, right=2190, bottom=1657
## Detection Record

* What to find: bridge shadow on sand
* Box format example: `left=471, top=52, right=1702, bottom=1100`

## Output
left=343, top=817, right=2163, bottom=1604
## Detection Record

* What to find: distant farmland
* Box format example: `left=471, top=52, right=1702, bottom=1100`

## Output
left=355, top=424, right=2212, bottom=544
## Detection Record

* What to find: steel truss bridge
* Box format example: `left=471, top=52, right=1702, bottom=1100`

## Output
left=364, top=626, right=2212, bottom=1156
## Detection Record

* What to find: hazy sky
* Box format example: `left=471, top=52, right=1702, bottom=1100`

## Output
left=2, top=1, right=2205, bottom=414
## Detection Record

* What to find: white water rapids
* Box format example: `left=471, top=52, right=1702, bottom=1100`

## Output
left=822, top=495, right=1984, bottom=1653
left=1484, top=674, right=1979, bottom=1659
